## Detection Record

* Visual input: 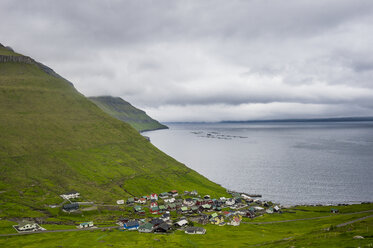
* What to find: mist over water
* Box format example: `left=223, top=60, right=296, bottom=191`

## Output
left=144, top=122, right=373, bottom=205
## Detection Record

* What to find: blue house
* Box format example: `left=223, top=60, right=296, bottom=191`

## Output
left=123, top=220, right=139, bottom=230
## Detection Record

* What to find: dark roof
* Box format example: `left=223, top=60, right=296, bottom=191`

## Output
left=150, top=218, right=164, bottom=225
left=155, top=223, right=171, bottom=232
left=62, top=203, right=79, bottom=210
left=185, top=227, right=205, bottom=233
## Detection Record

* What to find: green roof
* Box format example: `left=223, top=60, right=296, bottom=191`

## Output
left=159, top=205, right=166, bottom=210
left=139, top=222, right=153, bottom=230
left=181, top=207, right=188, bottom=211
left=134, top=206, right=142, bottom=211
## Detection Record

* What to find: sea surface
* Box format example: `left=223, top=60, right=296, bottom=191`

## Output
left=144, top=122, right=373, bottom=205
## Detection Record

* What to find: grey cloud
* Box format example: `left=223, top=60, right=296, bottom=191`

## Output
left=1, top=0, right=373, bottom=121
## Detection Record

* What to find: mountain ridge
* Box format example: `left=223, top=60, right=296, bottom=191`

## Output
left=89, top=96, right=168, bottom=132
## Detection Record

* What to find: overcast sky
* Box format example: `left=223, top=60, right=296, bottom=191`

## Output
left=1, top=0, right=373, bottom=121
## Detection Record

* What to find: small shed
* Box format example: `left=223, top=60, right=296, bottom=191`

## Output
left=78, top=221, right=94, bottom=229
left=185, top=227, right=206, bottom=234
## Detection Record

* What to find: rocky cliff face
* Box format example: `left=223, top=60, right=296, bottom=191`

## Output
left=0, top=55, right=34, bottom=63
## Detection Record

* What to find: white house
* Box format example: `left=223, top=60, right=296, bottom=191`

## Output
left=254, top=206, right=264, bottom=211
left=150, top=193, right=158, bottom=200
left=17, top=221, right=38, bottom=231
left=164, top=197, right=175, bottom=203
left=136, top=198, right=146, bottom=204
left=185, top=227, right=206, bottom=234
left=183, top=198, right=195, bottom=207
left=78, top=221, right=94, bottom=229
left=60, top=191, right=80, bottom=200
left=116, top=200, right=124, bottom=205
left=274, top=205, right=281, bottom=212
left=225, top=198, right=235, bottom=206
left=176, top=219, right=188, bottom=227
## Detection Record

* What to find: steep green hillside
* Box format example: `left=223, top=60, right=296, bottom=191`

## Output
left=89, top=96, right=167, bottom=132
left=0, top=45, right=226, bottom=218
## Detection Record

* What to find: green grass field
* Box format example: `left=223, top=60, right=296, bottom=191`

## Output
left=0, top=204, right=372, bottom=247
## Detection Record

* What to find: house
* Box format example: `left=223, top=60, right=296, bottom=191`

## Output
left=190, top=190, right=198, bottom=196
left=219, top=197, right=227, bottom=202
left=201, top=204, right=211, bottom=210
left=150, top=218, right=164, bottom=227
left=210, top=213, right=218, bottom=219
left=229, top=215, right=242, bottom=226
left=183, top=198, right=195, bottom=207
left=203, top=195, right=210, bottom=199
left=185, top=227, right=206, bottom=235
left=124, top=221, right=139, bottom=230
left=150, top=206, right=159, bottom=214
left=246, top=210, right=255, bottom=218
left=154, top=222, right=171, bottom=233
left=225, top=198, right=235, bottom=206
left=159, top=192, right=169, bottom=199
left=180, top=206, right=189, bottom=213
left=161, top=213, right=170, bottom=221
left=60, top=191, right=80, bottom=200
left=137, top=198, right=146, bottom=204
left=241, top=194, right=252, bottom=201
left=266, top=207, right=274, bottom=214
left=210, top=215, right=225, bottom=225
left=127, top=198, right=135, bottom=204
left=191, top=206, right=199, bottom=213
left=164, top=197, right=175, bottom=203
left=254, top=206, right=264, bottom=211
left=78, top=221, right=94, bottom=229
left=158, top=205, right=166, bottom=212
left=116, top=200, right=124, bottom=205
left=150, top=193, right=158, bottom=200
left=117, top=218, right=129, bottom=225
left=274, top=205, right=281, bottom=212
left=62, top=203, right=79, bottom=212
left=138, top=222, right=154, bottom=233
left=175, top=219, right=188, bottom=227
left=17, top=221, right=39, bottom=231
left=134, top=205, right=142, bottom=212
left=170, top=190, right=178, bottom=197
left=198, top=215, right=209, bottom=225
left=331, top=208, right=339, bottom=213
left=166, top=203, right=176, bottom=211
left=150, top=201, right=158, bottom=208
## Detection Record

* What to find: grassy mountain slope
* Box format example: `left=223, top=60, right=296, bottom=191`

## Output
left=0, top=45, right=226, bottom=218
left=89, top=96, right=167, bottom=132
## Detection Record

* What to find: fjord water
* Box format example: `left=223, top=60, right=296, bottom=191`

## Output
left=145, top=122, right=373, bottom=205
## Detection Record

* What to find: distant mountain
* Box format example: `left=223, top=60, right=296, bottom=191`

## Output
left=0, top=43, right=226, bottom=218
left=89, top=96, right=168, bottom=132
left=221, top=117, right=373, bottom=123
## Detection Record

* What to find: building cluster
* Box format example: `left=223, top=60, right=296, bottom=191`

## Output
left=114, top=190, right=282, bottom=234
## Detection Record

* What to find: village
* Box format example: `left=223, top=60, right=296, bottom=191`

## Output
left=13, top=189, right=286, bottom=235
